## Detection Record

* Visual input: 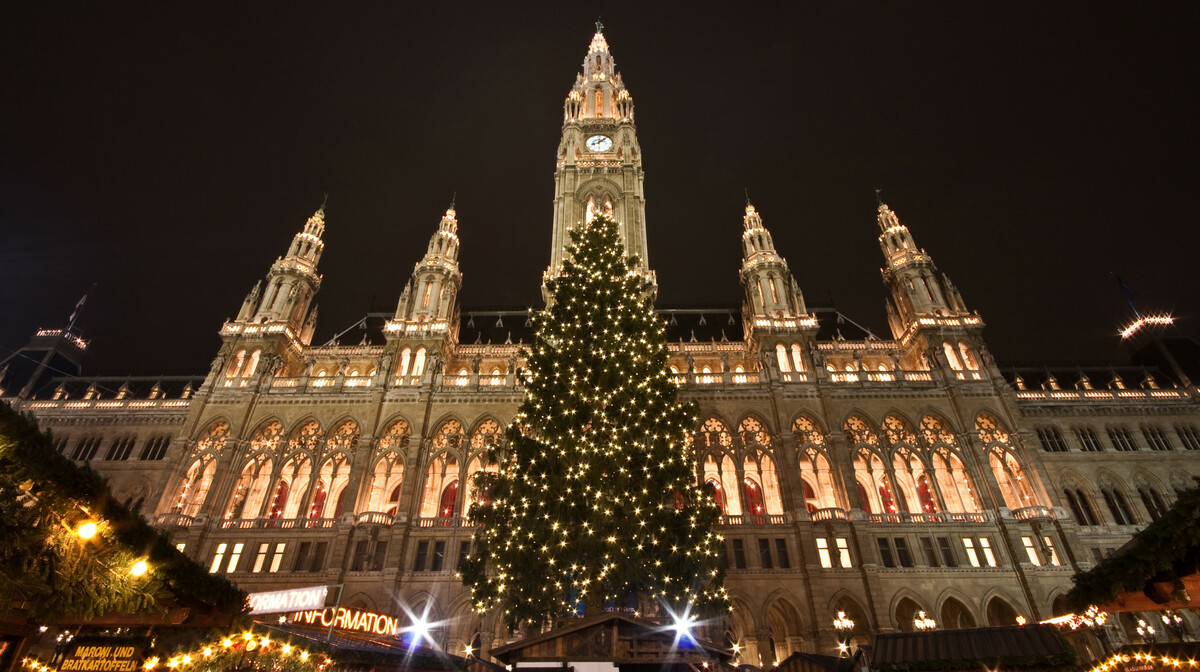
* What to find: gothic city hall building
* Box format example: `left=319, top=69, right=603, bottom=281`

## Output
left=5, top=27, right=1200, bottom=665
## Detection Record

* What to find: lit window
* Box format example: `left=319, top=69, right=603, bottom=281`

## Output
left=210, top=543, right=227, bottom=573
left=253, top=543, right=269, bottom=572
left=176, top=543, right=186, bottom=553
left=980, top=538, right=997, bottom=567
left=1042, top=536, right=1061, bottom=566
left=422, top=283, right=433, bottom=308
left=836, top=537, right=852, bottom=568
left=816, top=538, right=832, bottom=568
left=269, top=543, right=286, bottom=573
left=962, top=538, right=979, bottom=567
left=943, top=342, right=962, bottom=370
left=227, top=542, right=244, bottom=573
left=595, top=88, right=602, bottom=116
left=1021, top=536, right=1040, bottom=566
left=776, top=344, right=790, bottom=373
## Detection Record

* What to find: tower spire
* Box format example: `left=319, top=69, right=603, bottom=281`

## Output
left=391, top=206, right=463, bottom=328
left=739, top=200, right=808, bottom=320
left=547, top=24, right=649, bottom=300
left=876, top=198, right=971, bottom=336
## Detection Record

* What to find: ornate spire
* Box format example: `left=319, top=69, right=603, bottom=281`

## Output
left=564, top=24, right=631, bottom=122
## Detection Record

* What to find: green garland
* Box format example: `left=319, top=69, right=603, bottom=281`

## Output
left=0, top=401, right=246, bottom=622
left=1066, top=479, right=1200, bottom=611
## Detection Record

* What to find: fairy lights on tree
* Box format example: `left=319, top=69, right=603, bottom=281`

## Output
left=460, top=212, right=729, bottom=630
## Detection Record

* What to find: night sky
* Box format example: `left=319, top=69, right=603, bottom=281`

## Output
left=2, top=3, right=1197, bottom=377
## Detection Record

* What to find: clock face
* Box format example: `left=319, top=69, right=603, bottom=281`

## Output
left=585, top=135, right=613, bottom=152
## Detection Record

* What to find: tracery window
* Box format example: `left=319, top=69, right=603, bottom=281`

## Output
left=738, top=417, right=772, bottom=451
left=287, top=420, right=322, bottom=456
left=976, top=413, right=1038, bottom=510
left=847, top=415, right=893, bottom=514
left=464, top=419, right=504, bottom=514
left=433, top=419, right=465, bottom=450
left=173, top=456, right=217, bottom=516
left=742, top=451, right=784, bottom=516
left=420, top=453, right=460, bottom=518
left=697, top=418, right=733, bottom=450
left=793, top=415, right=839, bottom=510
left=271, top=453, right=312, bottom=519
left=919, top=415, right=980, bottom=513
left=312, top=422, right=355, bottom=519
left=364, top=418, right=410, bottom=514
left=226, top=453, right=273, bottom=520
left=595, top=88, right=603, bottom=116
left=195, top=420, right=230, bottom=454
left=884, top=415, right=926, bottom=513
left=702, top=454, right=741, bottom=516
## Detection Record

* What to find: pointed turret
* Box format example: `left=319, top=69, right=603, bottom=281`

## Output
left=213, top=202, right=327, bottom=385
left=875, top=195, right=988, bottom=377
left=390, top=203, right=463, bottom=329
left=740, top=201, right=808, bottom=319
left=242, top=204, right=325, bottom=329
left=563, top=22, right=634, bottom=123
left=877, top=198, right=969, bottom=332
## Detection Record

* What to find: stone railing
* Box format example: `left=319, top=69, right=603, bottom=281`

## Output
left=414, top=515, right=472, bottom=528
left=1014, top=388, right=1190, bottom=402
left=868, top=511, right=987, bottom=524
left=810, top=507, right=848, bottom=522
left=217, top=517, right=337, bottom=530
left=720, top=514, right=787, bottom=526
left=356, top=511, right=396, bottom=525
left=26, top=398, right=192, bottom=411
left=1012, top=505, right=1055, bottom=521
left=153, top=512, right=196, bottom=527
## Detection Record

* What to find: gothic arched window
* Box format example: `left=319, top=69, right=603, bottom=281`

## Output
left=794, top=415, right=839, bottom=510
left=976, top=413, right=1038, bottom=509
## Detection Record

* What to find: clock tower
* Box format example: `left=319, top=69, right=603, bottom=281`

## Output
left=545, top=23, right=652, bottom=297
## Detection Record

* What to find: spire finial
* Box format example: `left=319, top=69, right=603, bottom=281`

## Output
left=320, top=192, right=329, bottom=210
left=595, top=17, right=604, bottom=33
left=449, top=192, right=457, bottom=211
left=744, top=188, right=751, bottom=207
left=874, top=187, right=883, bottom=207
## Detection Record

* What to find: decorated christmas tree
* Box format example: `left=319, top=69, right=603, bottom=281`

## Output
left=460, top=213, right=728, bottom=631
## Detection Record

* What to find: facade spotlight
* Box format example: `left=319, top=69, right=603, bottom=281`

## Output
left=76, top=521, right=97, bottom=539
left=130, top=560, right=148, bottom=576
left=403, top=615, right=432, bottom=649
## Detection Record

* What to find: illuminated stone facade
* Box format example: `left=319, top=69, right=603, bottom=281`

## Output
left=5, top=26, right=1200, bottom=665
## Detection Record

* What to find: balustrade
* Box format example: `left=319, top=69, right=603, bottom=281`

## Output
left=719, top=514, right=787, bottom=526
left=1011, top=505, right=1055, bottom=521
left=810, top=507, right=848, bottom=522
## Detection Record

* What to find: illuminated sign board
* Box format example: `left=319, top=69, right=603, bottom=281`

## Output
left=290, top=607, right=400, bottom=636
left=58, top=640, right=146, bottom=672
left=248, top=586, right=328, bottom=615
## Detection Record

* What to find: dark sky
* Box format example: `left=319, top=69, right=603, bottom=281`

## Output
left=2, top=3, right=1197, bottom=376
